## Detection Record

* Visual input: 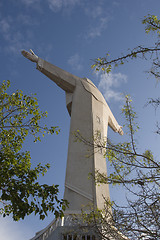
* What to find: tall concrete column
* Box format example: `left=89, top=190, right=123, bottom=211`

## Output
left=21, top=50, right=124, bottom=240
left=36, top=58, right=123, bottom=214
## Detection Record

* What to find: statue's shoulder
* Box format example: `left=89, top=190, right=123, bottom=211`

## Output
left=83, top=78, right=97, bottom=88
left=81, top=78, right=107, bottom=105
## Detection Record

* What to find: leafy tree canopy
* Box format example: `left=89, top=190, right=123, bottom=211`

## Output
left=92, top=14, right=160, bottom=79
left=83, top=14, right=160, bottom=239
left=0, top=80, right=67, bottom=221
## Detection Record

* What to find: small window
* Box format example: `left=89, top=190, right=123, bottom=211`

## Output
left=63, top=235, right=67, bottom=240
left=63, top=234, right=95, bottom=240
left=62, top=235, right=78, bottom=240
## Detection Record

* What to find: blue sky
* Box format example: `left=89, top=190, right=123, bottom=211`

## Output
left=1, top=0, right=160, bottom=239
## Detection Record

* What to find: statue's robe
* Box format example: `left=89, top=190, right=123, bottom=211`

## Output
left=37, top=58, right=121, bottom=214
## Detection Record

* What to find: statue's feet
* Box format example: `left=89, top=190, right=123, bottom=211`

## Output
left=21, top=49, right=38, bottom=63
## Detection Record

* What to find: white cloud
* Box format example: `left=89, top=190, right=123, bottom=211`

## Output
left=6, top=31, right=30, bottom=54
left=20, top=0, right=41, bottom=6
left=97, top=72, right=127, bottom=102
left=84, top=5, right=103, bottom=19
left=47, top=0, right=80, bottom=12
left=68, top=53, right=83, bottom=71
left=17, top=14, right=36, bottom=25
left=20, top=0, right=42, bottom=12
left=0, top=15, right=35, bottom=54
left=0, top=17, right=12, bottom=42
left=47, top=0, right=62, bottom=11
left=87, top=17, right=108, bottom=39
left=0, top=19, right=10, bottom=33
left=82, top=1, right=113, bottom=39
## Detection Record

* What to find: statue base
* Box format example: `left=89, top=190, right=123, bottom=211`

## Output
left=30, top=215, right=97, bottom=240
left=30, top=214, right=128, bottom=240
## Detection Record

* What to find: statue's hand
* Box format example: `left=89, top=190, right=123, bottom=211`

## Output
left=118, top=126, right=123, bottom=135
left=21, top=49, right=38, bottom=63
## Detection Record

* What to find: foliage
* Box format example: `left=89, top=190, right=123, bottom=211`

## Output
left=102, top=96, right=160, bottom=239
left=80, top=202, right=128, bottom=240
left=88, top=15, right=160, bottom=239
left=92, top=14, right=160, bottom=80
left=76, top=95, right=160, bottom=239
left=0, top=80, right=67, bottom=221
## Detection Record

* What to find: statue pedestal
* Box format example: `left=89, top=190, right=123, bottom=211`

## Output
left=30, top=214, right=128, bottom=240
left=30, top=216, right=97, bottom=240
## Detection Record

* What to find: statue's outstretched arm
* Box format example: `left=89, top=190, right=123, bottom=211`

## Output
left=21, top=49, right=77, bottom=93
left=108, top=108, right=123, bottom=135
left=22, top=49, right=38, bottom=63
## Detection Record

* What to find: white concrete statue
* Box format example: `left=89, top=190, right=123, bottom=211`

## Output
left=22, top=49, right=123, bottom=215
